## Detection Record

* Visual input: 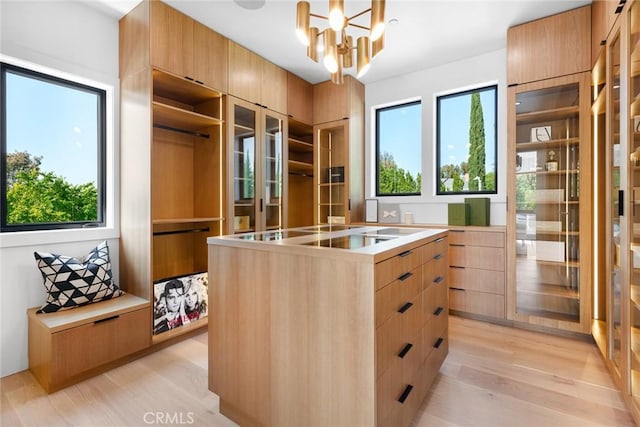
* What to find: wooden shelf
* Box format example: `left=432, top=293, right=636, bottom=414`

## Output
left=536, top=259, right=580, bottom=268
left=288, top=159, right=313, bottom=174
left=152, top=317, right=208, bottom=345
left=592, top=89, right=606, bottom=116
left=515, top=137, right=580, bottom=151
left=152, top=217, right=222, bottom=224
left=514, top=307, right=579, bottom=323
left=153, top=69, right=222, bottom=104
left=516, top=105, right=579, bottom=123
left=318, top=182, right=345, bottom=187
left=516, top=169, right=580, bottom=176
left=517, top=282, right=579, bottom=299
left=153, top=102, right=221, bottom=131
left=289, top=138, right=313, bottom=152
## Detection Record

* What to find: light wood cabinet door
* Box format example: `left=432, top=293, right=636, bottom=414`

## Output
left=592, top=0, right=622, bottom=65
left=228, top=41, right=262, bottom=105
left=287, top=72, right=313, bottom=124
left=193, top=21, right=228, bottom=91
left=507, top=5, right=591, bottom=84
left=313, top=78, right=350, bottom=124
left=150, top=1, right=193, bottom=78
left=261, top=59, right=287, bottom=114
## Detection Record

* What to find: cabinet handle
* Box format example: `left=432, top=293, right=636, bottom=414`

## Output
left=619, top=189, right=625, bottom=217
left=450, top=266, right=465, bottom=269
left=433, top=275, right=444, bottom=284
left=348, top=198, right=351, bottom=211
left=260, top=198, right=264, bottom=212
left=398, top=302, right=413, bottom=314
left=194, top=80, right=204, bottom=85
left=94, top=315, right=120, bottom=324
left=398, top=384, right=414, bottom=404
left=398, top=250, right=413, bottom=258
left=184, top=76, right=194, bottom=81
left=450, top=243, right=464, bottom=247
left=398, top=343, right=413, bottom=359
left=434, top=253, right=444, bottom=260
left=435, top=237, right=445, bottom=242
left=434, top=337, right=444, bottom=349
left=450, top=287, right=465, bottom=291
left=398, top=272, right=413, bottom=281
left=434, top=306, right=444, bottom=316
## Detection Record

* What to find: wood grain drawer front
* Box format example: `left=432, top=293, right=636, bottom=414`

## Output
left=423, top=306, right=448, bottom=361
left=423, top=256, right=447, bottom=290
left=377, top=358, right=404, bottom=427
left=423, top=236, right=448, bottom=262
left=423, top=328, right=448, bottom=393
left=449, top=267, right=505, bottom=294
left=377, top=293, right=422, bottom=379
left=449, top=245, right=504, bottom=271
left=375, top=246, right=423, bottom=290
left=50, top=307, right=150, bottom=382
left=448, top=289, right=505, bottom=318
left=448, top=230, right=504, bottom=247
left=376, top=267, right=422, bottom=328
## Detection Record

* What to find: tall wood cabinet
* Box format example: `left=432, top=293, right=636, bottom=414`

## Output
left=313, top=76, right=365, bottom=225
left=226, top=96, right=287, bottom=234
left=119, top=0, right=226, bottom=343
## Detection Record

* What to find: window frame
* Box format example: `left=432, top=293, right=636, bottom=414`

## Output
left=375, top=99, right=422, bottom=197
left=435, top=84, right=498, bottom=196
left=0, top=62, right=107, bottom=232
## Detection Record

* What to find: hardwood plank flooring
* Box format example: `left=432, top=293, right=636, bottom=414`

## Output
left=1, top=316, right=634, bottom=426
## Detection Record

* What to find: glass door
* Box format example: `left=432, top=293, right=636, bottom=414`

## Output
left=262, top=112, right=284, bottom=231
left=315, top=121, right=347, bottom=225
left=629, top=0, right=640, bottom=404
left=511, top=73, right=591, bottom=332
left=230, top=100, right=257, bottom=233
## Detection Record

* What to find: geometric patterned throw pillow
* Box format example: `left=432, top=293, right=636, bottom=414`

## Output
left=34, top=240, right=123, bottom=313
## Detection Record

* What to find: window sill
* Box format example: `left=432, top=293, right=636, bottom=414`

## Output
left=0, top=226, right=119, bottom=249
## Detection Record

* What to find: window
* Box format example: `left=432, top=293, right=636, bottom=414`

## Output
left=375, top=100, right=422, bottom=196
left=436, top=84, right=497, bottom=195
left=1, top=62, right=106, bottom=232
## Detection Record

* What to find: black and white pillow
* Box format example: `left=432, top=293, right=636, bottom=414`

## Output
left=34, top=241, right=123, bottom=313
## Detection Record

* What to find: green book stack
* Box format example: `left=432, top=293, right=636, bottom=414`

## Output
left=465, top=197, right=490, bottom=226
left=448, top=203, right=469, bottom=226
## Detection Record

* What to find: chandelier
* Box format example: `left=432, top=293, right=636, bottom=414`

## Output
left=295, top=0, right=386, bottom=84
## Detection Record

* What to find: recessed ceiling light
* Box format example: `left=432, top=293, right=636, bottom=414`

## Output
left=389, top=18, right=399, bottom=25
left=234, top=0, right=265, bottom=10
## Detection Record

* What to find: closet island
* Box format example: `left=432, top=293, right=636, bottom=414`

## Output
left=207, top=225, right=448, bottom=427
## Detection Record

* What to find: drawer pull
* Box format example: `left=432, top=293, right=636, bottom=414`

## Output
left=433, top=275, right=444, bottom=284
left=94, top=315, right=120, bottom=324
left=450, top=287, right=465, bottom=291
left=434, top=337, right=444, bottom=349
left=434, top=306, right=444, bottom=316
left=450, top=266, right=465, bottom=269
left=398, top=302, right=413, bottom=314
left=398, top=250, right=413, bottom=258
left=450, top=243, right=464, bottom=247
left=433, top=253, right=444, bottom=260
left=398, top=343, right=413, bottom=359
left=435, top=237, right=446, bottom=242
left=398, top=272, right=413, bottom=281
left=398, top=384, right=414, bottom=404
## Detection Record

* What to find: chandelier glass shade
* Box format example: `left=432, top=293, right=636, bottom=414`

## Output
left=295, top=0, right=386, bottom=83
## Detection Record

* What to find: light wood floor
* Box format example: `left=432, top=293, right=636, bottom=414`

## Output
left=1, top=315, right=635, bottom=426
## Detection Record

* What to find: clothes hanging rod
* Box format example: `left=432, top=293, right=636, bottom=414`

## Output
left=153, top=123, right=210, bottom=139
left=153, top=227, right=210, bottom=236
left=288, top=171, right=313, bottom=177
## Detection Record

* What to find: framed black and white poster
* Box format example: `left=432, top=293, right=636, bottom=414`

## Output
left=153, top=272, right=208, bottom=335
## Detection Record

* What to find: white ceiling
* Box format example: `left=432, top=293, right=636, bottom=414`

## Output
left=90, top=0, right=592, bottom=85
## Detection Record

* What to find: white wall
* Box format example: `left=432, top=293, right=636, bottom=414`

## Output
left=0, top=1, right=120, bottom=377
left=365, top=49, right=508, bottom=226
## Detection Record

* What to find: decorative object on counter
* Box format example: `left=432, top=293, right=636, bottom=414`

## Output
left=153, top=272, right=208, bottom=335
left=233, top=215, right=250, bottom=231
left=295, top=0, right=386, bottom=83
left=465, top=197, right=490, bottom=226
left=531, top=125, right=551, bottom=142
left=631, top=147, right=640, bottom=167
left=404, top=211, right=414, bottom=224
left=33, top=241, right=122, bottom=313
left=634, top=115, right=640, bottom=133
left=545, top=150, right=559, bottom=171
left=365, top=199, right=378, bottom=222
left=328, top=215, right=346, bottom=224
left=448, top=203, right=469, bottom=226
left=327, top=166, right=345, bottom=182
left=378, top=203, right=399, bottom=224
left=516, top=154, right=523, bottom=171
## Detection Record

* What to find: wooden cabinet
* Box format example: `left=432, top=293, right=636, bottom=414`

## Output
left=313, top=75, right=362, bottom=124
left=207, top=229, right=448, bottom=427
left=119, top=0, right=225, bottom=344
left=507, top=72, right=592, bottom=334
left=228, top=41, right=287, bottom=113
left=226, top=96, right=287, bottom=234
left=150, top=0, right=227, bottom=92
left=287, top=71, right=313, bottom=125
left=28, top=294, right=150, bottom=392
left=507, top=5, right=591, bottom=85
left=447, top=228, right=506, bottom=319
left=287, top=119, right=314, bottom=227
left=591, top=0, right=623, bottom=65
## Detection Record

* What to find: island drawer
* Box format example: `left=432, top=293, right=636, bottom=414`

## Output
left=375, top=246, right=423, bottom=290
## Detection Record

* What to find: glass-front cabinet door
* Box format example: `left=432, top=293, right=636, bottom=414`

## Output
left=629, top=0, right=640, bottom=406
left=508, top=72, right=592, bottom=334
left=227, top=97, right=286, bottom=234
left=315, top=120, right=348, bottom=225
